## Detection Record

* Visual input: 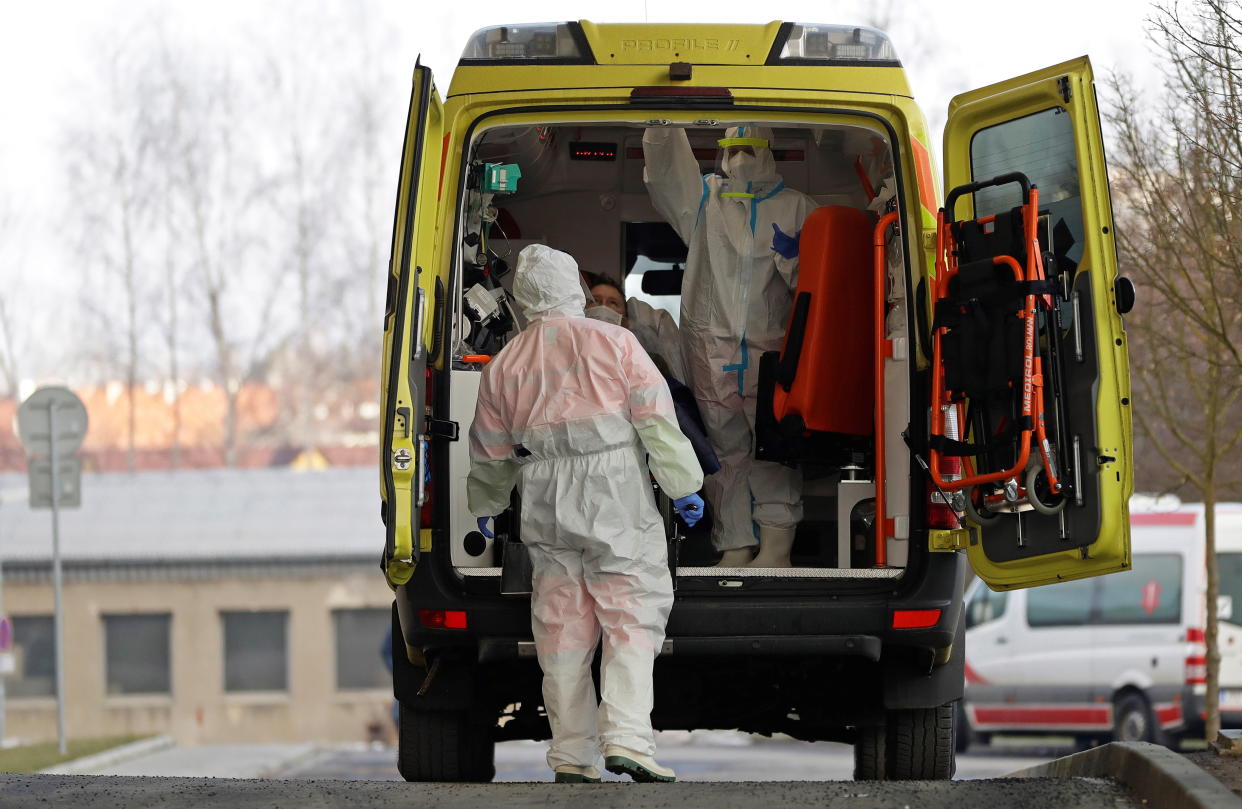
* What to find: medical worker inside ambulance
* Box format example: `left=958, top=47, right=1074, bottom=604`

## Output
left=452, top=120, right=907, bottom=576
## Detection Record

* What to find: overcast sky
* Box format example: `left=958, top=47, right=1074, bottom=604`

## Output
left=0, top=0, right=1164, bottom=381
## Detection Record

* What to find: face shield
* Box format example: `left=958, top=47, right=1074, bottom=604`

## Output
left=715, top=125, right=777, bottom=188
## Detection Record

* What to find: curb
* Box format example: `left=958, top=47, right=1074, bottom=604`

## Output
left=1007, top=741, right=1242, bottom=809
left=39, top=734, right=175, bottom=775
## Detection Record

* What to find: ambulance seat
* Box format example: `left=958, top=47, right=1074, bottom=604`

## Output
left=755, top=205, right=875, bottom=463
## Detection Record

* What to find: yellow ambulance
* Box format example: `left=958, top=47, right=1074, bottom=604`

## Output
left=378, top=21, right=1133, bottom=781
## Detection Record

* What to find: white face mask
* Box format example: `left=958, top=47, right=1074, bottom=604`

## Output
left=724, top=151, right=760, bottom=184
left=585, top=305, right=623, bottom=326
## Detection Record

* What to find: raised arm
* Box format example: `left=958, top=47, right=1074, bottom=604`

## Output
left=642, top=127, right=708, bottom=243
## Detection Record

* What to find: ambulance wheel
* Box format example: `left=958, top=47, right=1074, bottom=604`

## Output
left=1113, top=692, right=1162, bottom=745
left=397, top=702, right=496, bottom=782
left=885, top=703, right=957, bottom=780
left=853, top=722, right=886, bottom=780
left=1025, top=466, right=1067, bottom=516
left=963, top=487, right=1001, bottom=526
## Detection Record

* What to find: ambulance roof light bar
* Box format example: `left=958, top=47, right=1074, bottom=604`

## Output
left=459, top=22, right=594, bottom=65
left=767, top=23, right=901, bottom=67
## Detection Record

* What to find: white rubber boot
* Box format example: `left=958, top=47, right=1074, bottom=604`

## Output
left=715, top=547, right=754, bottom=567
left=748, top=526, right=796, bottom=568
left=553, top=764, right=601, bottom=783
left=603, top=744, right=676, bottom=783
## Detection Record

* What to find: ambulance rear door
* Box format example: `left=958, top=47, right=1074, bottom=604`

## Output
left=941, top=56, right=1132, bottom=590
left=380, top=61, right=444, bottom=587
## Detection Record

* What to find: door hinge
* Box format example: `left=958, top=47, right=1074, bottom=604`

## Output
left=929, top=528, right=970, bottom=552
left=1057, top=75, right=1072, bottom=103
left=427, top=418, right=459, bottom=441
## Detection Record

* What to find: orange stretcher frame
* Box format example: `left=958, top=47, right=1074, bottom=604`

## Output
left=927, top=179, right=1062, bottom=498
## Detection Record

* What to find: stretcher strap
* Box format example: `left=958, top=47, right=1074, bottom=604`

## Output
left=929, top=416, right=1032, bottom=458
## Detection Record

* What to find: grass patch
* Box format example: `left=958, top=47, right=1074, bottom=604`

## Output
left=0, top=735, right=149, bottom=773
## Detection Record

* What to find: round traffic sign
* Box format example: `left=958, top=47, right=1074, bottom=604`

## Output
left=16, top=386, right=89, bottom=457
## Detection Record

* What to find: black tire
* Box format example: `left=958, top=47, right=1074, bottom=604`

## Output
left=955, top=701, right=971, bottom=753
left=886, top=703, right=957, bottom=780
left=397, top=702, right=496, bottom=782
left=1113, top=692, right=1160, bottom=745
left=853, top=723, right=886, bottom=780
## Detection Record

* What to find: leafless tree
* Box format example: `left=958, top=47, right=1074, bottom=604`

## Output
left=1107, top=0, right=1242, bottom=740
left=64, top=29, right=165, bottom=472
left=159, top=38, right=292, bottom=466
left=0, top=198, right=22, bottom=398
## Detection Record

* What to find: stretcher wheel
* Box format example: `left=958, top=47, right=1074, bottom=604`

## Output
left=1025, top=466, right=1067, bottom=515
left=963, top=487, right=1001, bottom=526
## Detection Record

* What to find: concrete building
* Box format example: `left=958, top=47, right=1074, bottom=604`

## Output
left=0, top=467, right=395, bottom=745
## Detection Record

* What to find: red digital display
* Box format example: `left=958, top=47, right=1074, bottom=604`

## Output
left=569, top=141, right=617, bottom=161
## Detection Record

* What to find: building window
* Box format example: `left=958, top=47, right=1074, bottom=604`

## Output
left=10, top=615, right=55, bottom=698
left=104, top=614, right=172, bottom=695
left=333, top=608, right=391, bottom=690
left=222, top=611, right=288, bottom=693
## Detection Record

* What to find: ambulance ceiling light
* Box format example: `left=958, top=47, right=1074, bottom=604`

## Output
left=460, top=23, right=593, bottom=64
left=770, top=23, right=900, bottom=66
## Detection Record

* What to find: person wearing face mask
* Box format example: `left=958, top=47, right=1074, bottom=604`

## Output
left=586, top=275, right=720, bottom=478
left=642, top=124, right=817, bottom=569
left=586, top=276, right=686, bottom=384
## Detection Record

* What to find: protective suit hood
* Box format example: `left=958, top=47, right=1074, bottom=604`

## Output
left=720, top=124, right=779, bottom=186
left=512, top=244, right=585, bottom=320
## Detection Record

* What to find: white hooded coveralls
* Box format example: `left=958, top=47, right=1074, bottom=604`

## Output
left=643, top=125, right=818, bottom=551
left=467, top=244, right=703, bottom=769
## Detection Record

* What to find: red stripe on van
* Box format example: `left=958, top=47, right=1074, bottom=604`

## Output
left=1155, top=703, right=1183, bottom=727
left=1131, top=512, right=1196, bottom=526
left=909, top=136, right=937, bottom=217
left=964, top=661, right=990, bottom=685
left=972, top=706, right=1110, bottom=727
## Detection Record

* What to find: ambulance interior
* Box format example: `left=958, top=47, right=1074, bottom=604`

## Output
left=448, top=120, right=912, bottom=577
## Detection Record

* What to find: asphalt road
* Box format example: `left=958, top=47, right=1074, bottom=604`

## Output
left=0, top=774, right=1140, bottom=809
left=287, top=733, right=1077, bottom=782
left=0, top=735, right=1146, bottom=808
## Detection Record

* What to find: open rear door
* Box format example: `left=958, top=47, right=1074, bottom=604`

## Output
left=380, top=62, right=443, bottom=587
left=942, top=56, right=1132, bottom=590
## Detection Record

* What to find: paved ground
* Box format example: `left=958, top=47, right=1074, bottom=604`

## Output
left=47, top=732, right=1077, bottom=782
left=288, top=733, right=1073, bottom=782
left=0, top=774, right=1141, bottom=809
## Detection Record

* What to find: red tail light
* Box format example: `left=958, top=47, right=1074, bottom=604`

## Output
left=419, top=609, right=468, bottom=630
left=927, top=405, right=963, bottom=528
left=1187, top=627, right=1206, bottom=643
left=630, top=86, right=733, bottom=100
left=1186, top=655, right=1207, bottom=685
left=892, top=609, right=942, bottom=629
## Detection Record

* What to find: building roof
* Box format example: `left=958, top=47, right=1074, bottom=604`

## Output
left=0, top=467, right=383, bottom=563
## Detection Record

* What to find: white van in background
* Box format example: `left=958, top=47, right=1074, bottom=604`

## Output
left=962, top=500, right=1242, bottom=748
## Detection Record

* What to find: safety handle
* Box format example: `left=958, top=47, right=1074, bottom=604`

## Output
left=944, top=172, right=1033, bottom=222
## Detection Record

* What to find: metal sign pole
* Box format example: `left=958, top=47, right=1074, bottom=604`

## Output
left=48, top=401, right=67, bottom=756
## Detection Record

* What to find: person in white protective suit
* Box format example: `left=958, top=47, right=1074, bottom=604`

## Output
left=467, top=244, right=705, bottom=784
left=643, top=124, right=818, bottom=568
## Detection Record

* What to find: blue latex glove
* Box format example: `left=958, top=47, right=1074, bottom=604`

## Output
left=672, top=493, right=705, bottom=527
left=476, top=517, right=495, bottom=538
left=771, top=223, right=800, bottom=259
